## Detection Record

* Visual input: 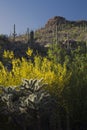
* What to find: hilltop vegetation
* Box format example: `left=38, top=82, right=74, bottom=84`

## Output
left=6, top=16, right=87, bottom=45
left=1, top=16, right=87, bottom=54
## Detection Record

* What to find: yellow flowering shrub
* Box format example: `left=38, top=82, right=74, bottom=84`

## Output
left=3, top=50, right=14, bottom=59
left=0, top=49, right=71, bottom=97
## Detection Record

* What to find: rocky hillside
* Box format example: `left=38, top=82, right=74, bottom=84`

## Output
left=8, top=16, right=87, bottom=46
left=35, top=16, right=87, bottom=46
left=1, top=16, right=87, bottom=49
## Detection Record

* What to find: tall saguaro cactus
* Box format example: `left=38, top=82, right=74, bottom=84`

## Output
left=56, top=22, right=62, bottom=44
left=27, top=28, right=30, bottom=43
left=56, top=22, right=58, bottom=44
left=13, top=24, right=17, bottom=42
left=30, top=30, right=34, bottom=44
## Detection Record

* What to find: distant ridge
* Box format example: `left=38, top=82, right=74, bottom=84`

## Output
left=35, top=16, right=87, bottom=45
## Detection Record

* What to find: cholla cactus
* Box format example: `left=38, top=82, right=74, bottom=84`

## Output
left=19, top=78, right=51, bottom=112
left=0, top=79, right=53, bottom=130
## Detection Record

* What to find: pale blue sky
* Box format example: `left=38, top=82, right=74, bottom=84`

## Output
left=0, top=0, right=87, bottom=35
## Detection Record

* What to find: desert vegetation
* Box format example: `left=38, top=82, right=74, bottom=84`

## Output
left=0, top=16, right=87, bottom=130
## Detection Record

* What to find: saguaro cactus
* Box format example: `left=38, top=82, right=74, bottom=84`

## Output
left=27, top=28, right=30, bottom=43
left=13, top=24, right=17, bottom=42
left=30, top=30, right=34, bottom=44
